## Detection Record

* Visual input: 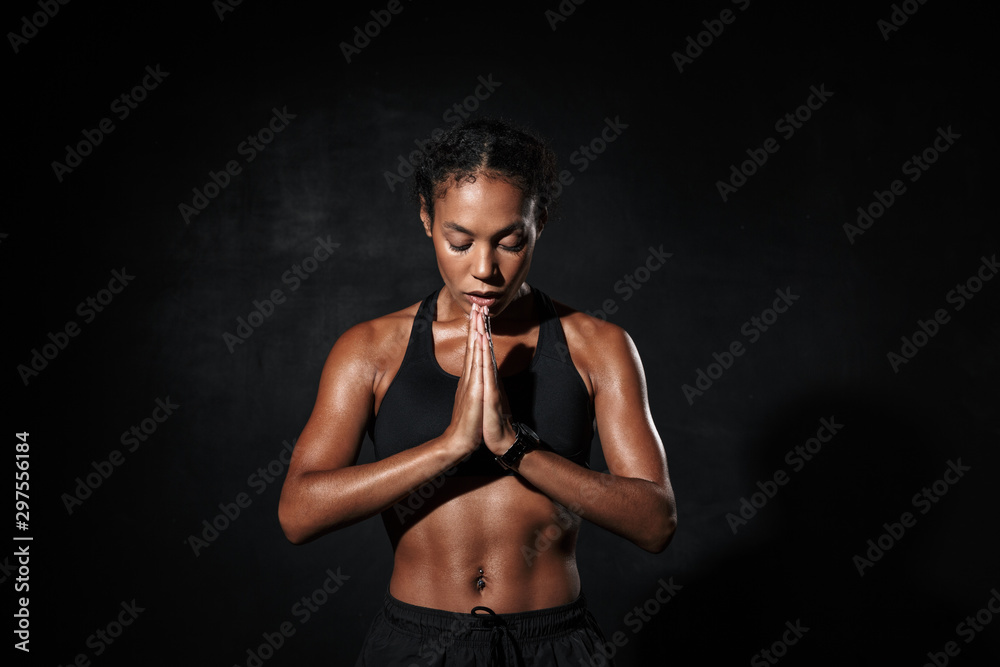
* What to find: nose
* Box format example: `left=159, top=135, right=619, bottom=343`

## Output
left=471, top=245, right=498, bottom=281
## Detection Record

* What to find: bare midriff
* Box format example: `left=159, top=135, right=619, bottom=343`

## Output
left=382, top=474, right=581, bottom=614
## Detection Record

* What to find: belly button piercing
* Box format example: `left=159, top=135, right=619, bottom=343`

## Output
left=476, top=568, right=485, bottom=591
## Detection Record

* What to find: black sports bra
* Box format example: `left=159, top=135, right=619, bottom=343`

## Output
left=371, top=286, right=594, bottom=476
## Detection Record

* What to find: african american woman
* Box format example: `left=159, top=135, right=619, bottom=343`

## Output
left=278, top=117, right=677, bottom=666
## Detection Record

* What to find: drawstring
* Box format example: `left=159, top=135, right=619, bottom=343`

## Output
left=471, top=606, right=521, bottom=666
left=471, top=606, right=496, bottom=616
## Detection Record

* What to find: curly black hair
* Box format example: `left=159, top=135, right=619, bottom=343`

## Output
left=411, top=117, right=558, bottom=224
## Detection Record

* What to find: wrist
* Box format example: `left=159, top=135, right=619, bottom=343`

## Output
left=495, top=422, right=540, bottom=472
left=438, top=428, right=478, bottom=466
left=490, top=419, right=517, bottom=456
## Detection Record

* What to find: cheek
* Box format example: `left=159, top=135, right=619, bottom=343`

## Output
left=511, top=245, right=535, bottom=269
left=434, top=247, right=465, bottom=278
left=500, top=255, right=530, bottom=281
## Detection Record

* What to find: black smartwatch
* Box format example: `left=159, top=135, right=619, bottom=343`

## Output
left=495, top=422, right=540, bottom=472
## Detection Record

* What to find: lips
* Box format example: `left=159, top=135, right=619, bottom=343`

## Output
left=465, top=292, right=501, bottom=308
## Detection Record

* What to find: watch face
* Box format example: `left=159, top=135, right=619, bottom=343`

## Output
left=519, top=423, right=540, bottom=442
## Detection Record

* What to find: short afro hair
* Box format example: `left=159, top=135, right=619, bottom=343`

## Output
left=411, top=117, right=558, bottom=224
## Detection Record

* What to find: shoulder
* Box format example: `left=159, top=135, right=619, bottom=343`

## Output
left=545, top=293, right=644, bottom=391
left=320, top=298, right=425, bottom=387
left=334, top=301, right=420, bottom=354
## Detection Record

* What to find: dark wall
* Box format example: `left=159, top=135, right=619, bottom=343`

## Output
left=7, top=1, right=998, bottom=665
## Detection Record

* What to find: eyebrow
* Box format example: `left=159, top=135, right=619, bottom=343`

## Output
left=441, top=221, right=525, bottom=237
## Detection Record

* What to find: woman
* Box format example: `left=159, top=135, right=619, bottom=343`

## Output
left=278, top=117, right=677, bottom=665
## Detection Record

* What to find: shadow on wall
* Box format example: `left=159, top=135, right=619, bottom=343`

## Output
left=624, top=388, right=995, bottom=666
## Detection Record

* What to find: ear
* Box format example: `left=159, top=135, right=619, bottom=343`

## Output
left=419, top=196, right=433, bottom=238
left=535, top=207, right=547, bottom=240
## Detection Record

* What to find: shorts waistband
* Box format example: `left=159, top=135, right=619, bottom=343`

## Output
left=382, top=589, right=591, bottom=641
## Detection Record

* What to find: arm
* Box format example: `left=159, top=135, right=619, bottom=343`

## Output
left=278, top=311, right=487, bottom=545
left=480, top=312, right=676, bottom=553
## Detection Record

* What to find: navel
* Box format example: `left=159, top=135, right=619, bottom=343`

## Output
left=475, top=567, right=486, bottom=592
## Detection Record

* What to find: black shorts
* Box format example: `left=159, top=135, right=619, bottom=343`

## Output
left=354, top=590, right=616, bottom=666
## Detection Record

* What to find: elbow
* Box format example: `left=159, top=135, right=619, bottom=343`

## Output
left=641, top=509, right=677, bottom=554
left=278, top=484, right=313, bottom=546
left=278, top=479, right=347, bottom=545
left=278, top=503, right=308, bottom=545
left=280, top=524, right=308, bottom=546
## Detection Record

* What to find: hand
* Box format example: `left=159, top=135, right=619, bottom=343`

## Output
left=444, top=304, right=486, bottom=458
left=479, top=305, right=517, bottom=455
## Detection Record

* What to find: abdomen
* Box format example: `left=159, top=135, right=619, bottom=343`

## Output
left=382, top=475, right=583, bottom=613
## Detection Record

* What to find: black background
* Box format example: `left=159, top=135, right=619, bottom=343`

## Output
left=6, top=0, right=999, bottom=665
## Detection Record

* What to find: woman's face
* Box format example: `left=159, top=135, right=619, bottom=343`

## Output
left=421, top=173, right=545, bottom=319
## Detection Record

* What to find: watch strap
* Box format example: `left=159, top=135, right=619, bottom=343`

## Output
left=496, top=422, right=539, bottom=471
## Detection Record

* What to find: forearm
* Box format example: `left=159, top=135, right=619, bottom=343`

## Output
left=278, top=434, right=463, bottom=544
left=514, top=447, right=677, bottom=553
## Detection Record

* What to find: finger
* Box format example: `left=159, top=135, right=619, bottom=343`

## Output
left=462, top=304, right=479, bottom=380
left=481, top=308, right=500, bottom=385
left=472, top=326, right=484, bottom=394
left=481, top=326, right=501, bottom=407
left=476, top=310, right=489, bottom=380
left=483, top=323, right=511, bottom=418
left=469, top=306, right=480, bottom=370
left=485, top=312, right=499, bottom=380
left=480, top=324, right=490, bottom=389
left=478, top=306, right=493, bottom=378
left=482, top=331, right=510, bottom=416
left=482, top=325, right=494, bottom=384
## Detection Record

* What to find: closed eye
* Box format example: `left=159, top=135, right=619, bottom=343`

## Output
left=448, top=241, right=524, bottom=254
